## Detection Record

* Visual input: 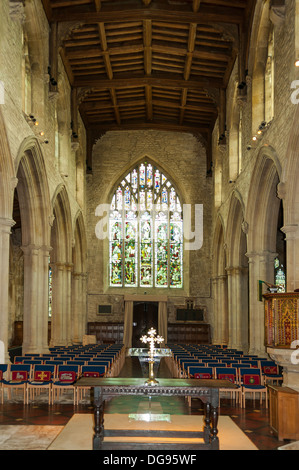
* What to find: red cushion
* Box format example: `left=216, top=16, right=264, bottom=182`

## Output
left=83, top=371, right=100, bottom=377
left=194, top=373, right=211, bottom=379
left=34, top=371, right=51, bottom=381
left=58, top=371, right=76, bottom=382
left=218, top=373, right=235, bottom=383
left=263, top=366, right=278, bottom=375
left=243, top=374, right=260, bottom=385
left=11, top=371, right=28, bottom=381
left=0, top=371, right=2, bottom=380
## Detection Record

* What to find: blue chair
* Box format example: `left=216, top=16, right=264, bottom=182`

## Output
left=76, top=365, right=107, bottom=404
left=239, top=367, right=268, bottom=408
left=188, top=366, right=213, bottom=379
left=2, top=364, right=31, bottom=403
left=214, top=366, right=241, bottom=405
left=52, top=365, right=80, bottom=405
left=260, top=360, right=283, bottom=385
left=26, top=364, right=55, bottom=405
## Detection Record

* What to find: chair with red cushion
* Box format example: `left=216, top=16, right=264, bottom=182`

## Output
left=26, top=364, right=55, bottom=405
left=239, top=367, right=268, bottom=408
left=260, top=360, right=283, bottom=385
left=2, top=364, right=31, bottom=403
left=76, top=365, right=107, bottom=405
left=214, top=367, right=241, bottom=406
left=51, top=365, right=80, bottom=405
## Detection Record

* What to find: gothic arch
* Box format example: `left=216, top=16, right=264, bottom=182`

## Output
left=245, top=145, right=282, bottom=355
left=226, top=193, right=249, bottom=351
left=0, top=108, right=17, bottom=361
left=15, top=136, right=52, bottom=247
left=0, top=108, right=15, bottom=219
left=50, top=185, right=73, bottom=347
left=14, top=137, right=52, bottom=354
left=246, top=146, right=281, bottom=254
left=226, top=191, right=247, bottom=267
left=105, top=154, right=187, bottom=206
left=280, top=103, right=299, bottom=290
left=51, top=185, right=72, bottom=263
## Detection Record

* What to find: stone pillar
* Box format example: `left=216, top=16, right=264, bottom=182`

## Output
left=50, top=262, right=72, bottom=347
left=281, top=224, right=299, bottom=291
left=226, top=266, right=245, bottom=351
left=247, top=250, right=277, bottom=356
left=0, top=218, right=15, bottom=362
left=72, top=271, right=87, bottom=344
left=21, top=244, right=51, bottom=354
left=212, top=275, right=228, bottom=345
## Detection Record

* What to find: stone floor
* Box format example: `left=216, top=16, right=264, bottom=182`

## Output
left=0, top=357, right=293, bottom=451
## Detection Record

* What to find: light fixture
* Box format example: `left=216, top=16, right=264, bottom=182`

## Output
left=252, top=136, right=257, bottom=141
left=295, top=59, right=299, bottom=67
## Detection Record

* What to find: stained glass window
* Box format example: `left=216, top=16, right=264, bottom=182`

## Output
left=274, top=257, right=286, bottom=293
left=109, top=162, right=183, bottom=288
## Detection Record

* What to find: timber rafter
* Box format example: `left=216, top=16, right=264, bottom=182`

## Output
left=41, top=0, right=256, bottom=172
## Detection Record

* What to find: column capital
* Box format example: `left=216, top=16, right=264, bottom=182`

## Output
left=0, top=217, right=16, bottom=234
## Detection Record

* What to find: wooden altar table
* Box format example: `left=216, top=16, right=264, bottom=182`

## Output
left=75, top=377, right=237, bottom=450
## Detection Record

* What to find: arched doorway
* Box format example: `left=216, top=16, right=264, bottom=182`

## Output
left=132, top=301, right=158, bottom=348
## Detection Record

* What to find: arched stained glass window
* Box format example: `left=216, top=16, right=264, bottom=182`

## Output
left=109, top=162, right=183, bottom=288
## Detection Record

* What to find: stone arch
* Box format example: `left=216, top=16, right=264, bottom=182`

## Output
left=246, top=145, right=282, bottom=355
left=50, top=185, right=73, bottom=347
left=0, top=108, right=17, bottom=361
left=105, top=153, right=188, bottom=207
left=14, top=137, right=52, bottom=354
left=226, top=192, right=249, bottom=351
left=246, top=146, right=282, bottom=255
left=280, top=104, right=299, bottom=291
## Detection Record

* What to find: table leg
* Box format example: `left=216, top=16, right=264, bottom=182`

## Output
left=210, top=405, right=219, bottom=449
left=93, top=387, right=104, bottom=450
left=203, top=402, right=211, bottom=444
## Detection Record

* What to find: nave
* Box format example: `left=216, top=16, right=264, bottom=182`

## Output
left=0, top=356, right=289, bottom=451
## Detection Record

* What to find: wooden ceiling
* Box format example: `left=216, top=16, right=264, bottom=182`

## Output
left=41, top=0, right=256, bottom=173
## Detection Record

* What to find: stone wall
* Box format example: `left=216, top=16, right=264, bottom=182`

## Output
left=86, top=130, right=213, bottom=324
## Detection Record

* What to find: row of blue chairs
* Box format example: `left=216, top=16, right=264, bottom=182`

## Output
left=0, top=362, right=107, bottom=405
left=166, top=343, right=282, bottom=407
left=1, top=343, right=125, bottom=405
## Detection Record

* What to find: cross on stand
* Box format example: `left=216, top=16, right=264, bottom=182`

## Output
left=140, top=328, right=164, bottom=385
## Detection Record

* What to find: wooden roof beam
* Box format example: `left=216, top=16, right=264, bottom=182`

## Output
left=94, top=0, right=101, bottom=12
left=193, top=0, right=201, bottom=13
left=143, top=20, right=152, bottom=76
left=73, top=75, right=225, bottom=89
left=49, top=7, right=245, bottom=24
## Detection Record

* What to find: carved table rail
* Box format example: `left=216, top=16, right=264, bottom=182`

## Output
left=75, top=377, right=236, bottom=451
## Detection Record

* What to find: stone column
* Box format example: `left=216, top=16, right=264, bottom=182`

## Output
left=21, top=244, right=51, bottom=354
left=225, top=265, right=249, bottom=351
left=247, top=250, right=277, bottom=356
left=71, top=271, right=87, bottom=344
left=50, top=262, right=73, bottom=347
left=212, top=275, right=228, bottom=345
left=281, top=224, right=299, bottom=291
left=0, top=218, right=15, bottom=362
